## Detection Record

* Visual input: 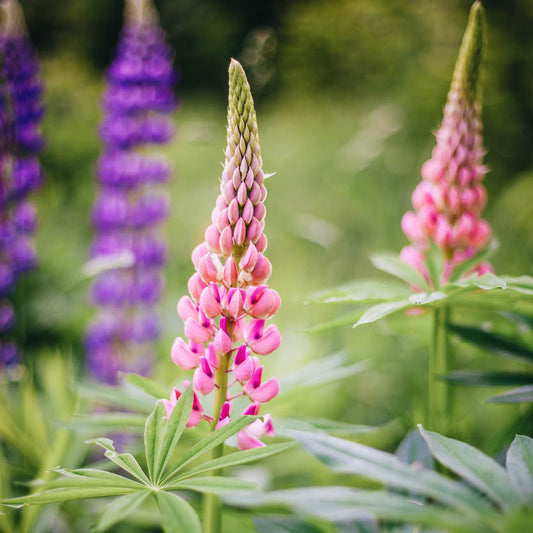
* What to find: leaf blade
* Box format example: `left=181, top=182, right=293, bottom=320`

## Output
left=156, top=491, right=201, bottom=533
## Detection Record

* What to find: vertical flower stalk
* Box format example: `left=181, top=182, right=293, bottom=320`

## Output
left=85, top=0, right=177, bottom=383
left=0, top=0, right=44, bottom=370
left=165, top=59, right=280, bottom=533
left=400, top=2, right=487, bottom=428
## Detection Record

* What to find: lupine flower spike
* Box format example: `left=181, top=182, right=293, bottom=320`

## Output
left=0, top=0, right=44, bottom=369
left=400, top=1, right=491, bottom=287
left=167, top=59, right=281, bottom=450
left=85, top=0, right=177, bottom=383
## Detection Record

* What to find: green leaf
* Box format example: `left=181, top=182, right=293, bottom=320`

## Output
left=370, top=252, right=430, bottom=291
left=254, top=515, right=330, bottom=533
left=353, top=300, right=412, bottom=327
left=502, top=275, right=533, bottom=295
left=275, top=417, right=376, bottom=437
left=161, top=415, right=257, bottom=484
left=290, top=430, right=491, bottom=516
left=68, top=413, right=146, bottom=433
left=165, top=476, right=257, bottom=494
left=310, top=279, right=411, bottom=304
left=443, top=371, right=533, bottom=387
left=156, top=491, right=201, bottom=533
left=448, top=245, right=495, bottom=283
left=87, top=439, right=150, bottom=485
left=144, top=401, right=167, bottom=481
left=2, top=486, right=140, bottom=506
left=419, top=425, right=521, bottom=510
left=78, top=380, right=155, bottom=414
left=153, top=385, right=193, bottom=484
left=226, top=487, right=489, bottom=532
left=506, top=435, right=533, bottom=506
left=125, top=374, right=170, bottom=399
left=451, top=273, right=506, bottom=290
left=396, top=429, right=433, bottom=471
left=449, top=324, right=533, bottom=365
left=487, top=386, right=533, bottom=404
left=94, top=491, right=150, bottom=532
left=40, top=468, right=143, bottom=490
left=167, top=443, right=295, bottom=483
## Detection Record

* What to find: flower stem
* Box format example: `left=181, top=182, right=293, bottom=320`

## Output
left=428, top=305, right=452, bottom=430
left=202, top=347, right=231, bottom=533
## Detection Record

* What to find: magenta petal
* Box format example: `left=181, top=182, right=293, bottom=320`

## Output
left=251, top=324, right=281, bottom=355
left=237, top=429, right=265, bottom=450
left=250, top=377, right=279, bottom=403
left=171, top=337, right=200, bottom=370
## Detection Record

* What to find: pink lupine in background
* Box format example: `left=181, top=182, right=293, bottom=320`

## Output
left=400, top=1, right=492, bottom=287
left=166, top=59, right=281, bottom=451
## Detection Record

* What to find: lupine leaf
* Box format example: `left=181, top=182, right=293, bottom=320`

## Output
left=39, top=468, right=143, bottom=490
left=449, top=324, right=533, bottom=364
left=161, top=415, right=257, bottom=483
left=78, top=381, right=155, bottom=413
left=93, top=491, right=150, bottom=532
left=370, top=253, right=430, bottom=291
left=426, top=243, right=443, bottom=290
left=290, top=430, right=491, bottom=516
left=275, top=417, right=376, bottom=437
left=254, top=515, right=331, bottom=533
left=419, top=425, right=521, bottom=510
left=125, top=374, right=170, bottom=399
left=487, top=385, right=533, bottom=404
left=68, top=413, right=146, bottom=432
left=144, top=401, right=166, bottom=481
left=87, top=439, right=150, bottom=485
left=166, top=442, right=295, bottom=483
left=450, top=273, right=506, bottom=290
left=153, top=385, right=193, bottom=483
left=225, top=487, right=489, bottom=532
left=310, top=279, right=411, bottom=304
left=443, top=371, right=533, bottom=387
left=396, top=429, right=433, bottom=471
left=506, top=435, right=533, bottom=505
left=156, top=491, right=201, bottom=533
left=502, top=275, right=533, bottom=295
left=165, top=476, right=257, bottom=494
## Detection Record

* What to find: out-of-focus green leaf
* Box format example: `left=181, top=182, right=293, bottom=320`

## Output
left=448, top=243, right=497, bottom=283
left=426, top=243, right=443, bottom=290
left=78, top=380, right=155, bottom=414
left=254, top=515, right=332, bottom=533
left=68, top=413, right=146, bottom=433
left=502, top=276, right=533, bottom=295
left=226, top=487, right=488, bottom=532
left=370, top=253, right=430, bottom=291
left=156, top=491, right=201, bottom=533
left=275, top=417, right=377, bottom=437
left=153, top=386, right=193, bottom=483
left=310, top=279, right=411, bottom=304
left=161, top=416, right=257, bottom=484
left=419, top=425, right=521, bottom=510
left=506, top=435, right=533, bottom=506
left=167, top=442, right=295, bottom=483
left=450, top=273, right=507, bottom=291
left=443, top=371, right=533, bottom=387
left=395, top=429, right=433, bottom=471
left=125, top=374, right=170, bottom=399
left=86, top=439, right=150, bottom=485
left=449, top=324, right=533, bottom=364
left=165, top=476, right=257, bottom=494
left=93, top=490, right=150, bottom=532
left=488, top=386, right=533, bottom=404
left=290, top=430, right=491, bottom=515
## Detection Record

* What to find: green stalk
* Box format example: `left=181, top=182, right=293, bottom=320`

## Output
left=202, top=347, right=231, bottom=533
left=428, top=305, right=452, bottom=430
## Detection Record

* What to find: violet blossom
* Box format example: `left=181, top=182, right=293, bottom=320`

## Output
left=0, top=0, right=43, bottom=368
left=86, top=0, right=177, bottom=383
left=166, top=59, right=281, bottom=450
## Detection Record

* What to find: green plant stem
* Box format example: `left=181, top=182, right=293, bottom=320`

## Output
left=428, top=305, right=452, bottom=430
left=203, top=348, right=231, bottom=533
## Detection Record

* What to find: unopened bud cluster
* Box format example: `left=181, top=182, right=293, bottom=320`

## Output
left=165, top=60, right=280, bottom=450
left=0, top=0, right=43, bottom=368
left=400, top=3, right=493, bottom=285
left=85, top=0, right=176, bottom=383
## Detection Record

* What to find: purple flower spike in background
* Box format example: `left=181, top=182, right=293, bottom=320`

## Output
left=400, top=1, right=492, bottom=287
left=86, top=0, right=177, bottom=383
left=0, top=0, right=44, bottom=369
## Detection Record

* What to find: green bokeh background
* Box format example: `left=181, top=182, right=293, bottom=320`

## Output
left=9, top=0, right=533, bottom=520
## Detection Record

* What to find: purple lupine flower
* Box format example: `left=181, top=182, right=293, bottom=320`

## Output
left=86, top=0, right=177, bottom=383
left=0, top=0, right=44, bottom=369
left=166, top=60, right=281, bottom=450
left=400, top=2, right=491, bottom=286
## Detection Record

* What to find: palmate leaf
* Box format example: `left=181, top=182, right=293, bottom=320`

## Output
left=275, top=417, right=377, bottom=437
left=370, top=252, right=430, bottom=291
left=93, top=491, right=151, bottom=532
left=419, top=426, right=521, bottom=510
left=144, top=401, right=167, bottom=481
left=68, top=412, right=146, bottom=433
left=164, top=476, right=257, bottom=494
left=289, top=430, right=492, bottom=517
left=487, top=385, right=533, bottom=404
left=225, top=487, right=488, bottom=532
left=125, top=373, right=170, bottom=399
left=310, top=279, right=411, bottom=304
left=78, top=380, right=155, bottom=414
left=449, top=324, right=533, bottom=365
left=506, top=435, right=533, bottom=506
left=156, top=491, right=201, bottom=533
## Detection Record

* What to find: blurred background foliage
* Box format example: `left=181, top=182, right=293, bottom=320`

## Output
left=8, top=0, right=533, bottom=484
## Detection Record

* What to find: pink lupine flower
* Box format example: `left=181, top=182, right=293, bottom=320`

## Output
left=165, top=60, right=280, bottom=450
left=400, top=2, right=492, bottom=286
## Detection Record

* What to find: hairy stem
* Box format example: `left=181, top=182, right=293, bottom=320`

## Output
left=428, top=305, right=452, bottom=430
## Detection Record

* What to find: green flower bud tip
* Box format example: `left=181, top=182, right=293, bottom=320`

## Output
left=452, top=1, right=486, bottom=104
